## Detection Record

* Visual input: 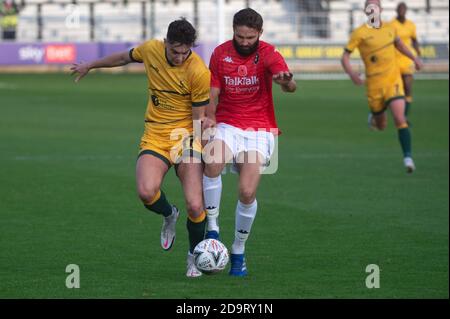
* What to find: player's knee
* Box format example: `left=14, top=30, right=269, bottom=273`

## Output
left=204, top=164, right=223, bottom=178
left=137, top=184, right=159, bottom=204
left=396, top=122, right=409, bottom=129
left=394, top=117, right=407, bottom=129
left=186, top=201, right=204, bottom=218
left=239, top=187, right=257, bottom=204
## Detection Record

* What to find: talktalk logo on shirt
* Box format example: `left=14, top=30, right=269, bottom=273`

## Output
left=224, top=76, right=259, bottom=86
left=45, top=45, right=76, bottom=63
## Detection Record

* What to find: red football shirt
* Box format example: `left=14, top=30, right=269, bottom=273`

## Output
left=209, top=40, right=290, bottom=133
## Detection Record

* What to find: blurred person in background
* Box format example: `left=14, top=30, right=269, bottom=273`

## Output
left=0, top=0, right=20, bottom=40
left=389, top=2, right=421, bottom=119
left=341, top=0, right=423, bottom=173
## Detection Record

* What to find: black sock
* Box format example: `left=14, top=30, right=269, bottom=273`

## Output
left=186, top=213, right=206, bottom=253
left=405, top=101, right=411, bottom=117
left=144, top=190, right=172, bottom=217
left=398, top=127, right=412, bottom=158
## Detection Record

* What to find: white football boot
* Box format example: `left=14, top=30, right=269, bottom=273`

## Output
left=160, top=205, right=179, bottom=251
left=186, top=252, right=202, bottom=278
left=404, top=157, right=416, bottom=174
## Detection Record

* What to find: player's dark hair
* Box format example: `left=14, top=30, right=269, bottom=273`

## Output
left=397, top=2, right=407, bottom=10
left=166, top=18, right=197, bottom=46
left=233, top=8, right=263, bottom=31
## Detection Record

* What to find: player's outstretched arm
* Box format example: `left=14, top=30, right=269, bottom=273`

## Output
left=201, top=87, right=220, bottom=147
left=70, top=50, right=133, bottom=83
left=394, top=38, right=423, bottom=71
left=202, top=87, right=220, bottom=131
left=273, top=72, right=296, bottom=93
left=341, top=51, right=364, bottom=86
left=192, top=105, right=206, bottom=147
left=412, top=38, right=422, bottom=58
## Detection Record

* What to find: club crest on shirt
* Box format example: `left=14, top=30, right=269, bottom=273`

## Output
left=254, top=53, right=259, bottom=64
left=178, top=80, right=187, bottom=89
left=238, top=65, right=248, bottom=77
left=151, top=94, right=160, bottom=106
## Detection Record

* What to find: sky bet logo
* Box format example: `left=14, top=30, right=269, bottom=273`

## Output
left=19, top=46, right=44, bottom=63
left=18, top=45, right=76, bottom=64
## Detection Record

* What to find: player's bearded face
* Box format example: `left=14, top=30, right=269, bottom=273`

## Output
left=233, top=26, right=262, bottom=56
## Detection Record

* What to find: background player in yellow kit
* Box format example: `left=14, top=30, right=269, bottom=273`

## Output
left=390, top=2, right=421, bottom=118
left=341, top=0, right=423, bottom=173
left=70, top=19, right=210, bottom=277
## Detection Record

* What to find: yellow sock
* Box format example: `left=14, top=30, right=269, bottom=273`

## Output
left=188, top=210, right=206, bottom=223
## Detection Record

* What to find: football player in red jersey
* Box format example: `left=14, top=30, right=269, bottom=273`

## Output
left=201, top=8, right=296, bottom=276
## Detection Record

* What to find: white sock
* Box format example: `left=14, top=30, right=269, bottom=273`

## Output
left=232, top=200, right=257, bottom=255
left=203, top=175, right=222, bottom=232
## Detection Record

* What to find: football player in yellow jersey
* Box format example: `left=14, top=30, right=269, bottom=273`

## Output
left=390, top=2, right=422, bottom=117
left=71, top=19, right=209, bottom=277
left=341, top=0, right=423, bottom=173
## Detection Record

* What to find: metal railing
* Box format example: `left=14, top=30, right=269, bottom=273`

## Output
left=1, top=0, right=447, bottom=43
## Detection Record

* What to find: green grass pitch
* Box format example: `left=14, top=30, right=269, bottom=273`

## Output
left=0, top=73, right=448, bottom=298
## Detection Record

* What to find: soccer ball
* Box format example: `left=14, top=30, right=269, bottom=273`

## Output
left=193, top=238, right=229, bottom=274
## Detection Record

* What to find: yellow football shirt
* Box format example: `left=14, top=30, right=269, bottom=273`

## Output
left=389, top=18, right=417, bottom=74
left=345, top=23, right=399, bottom=88
left=390, top=18, right=417, bottom=56
left=131, top=39, right=210, bottom=137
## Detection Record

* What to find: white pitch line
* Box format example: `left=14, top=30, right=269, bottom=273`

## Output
left=0, top=82, right=18, bottom=90
left=9, top=155, right=131, bottom=161
left=290, top=152, right=449, bottom=160
left=4, top=152, right=448, bottom=162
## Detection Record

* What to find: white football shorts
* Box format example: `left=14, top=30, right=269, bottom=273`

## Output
left=212, top=123, right=275, bottom=169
